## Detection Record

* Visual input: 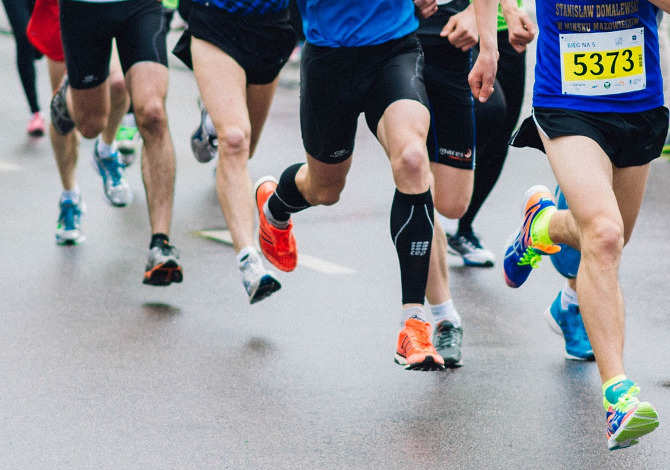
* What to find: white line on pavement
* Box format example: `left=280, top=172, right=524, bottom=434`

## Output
left=195, top=229, right=356, bottom=275
left=0, top=162, right=21, bottom=172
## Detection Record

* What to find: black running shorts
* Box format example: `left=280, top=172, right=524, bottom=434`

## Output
left=173, top=2, right=296, bottom=85
left=422, top=43, right=475, bottom=169
left=59, top=0, right=168, bottom=89
left=511, top=106, right=670, bottom=168
left=299, top=34, right=429, bottom=163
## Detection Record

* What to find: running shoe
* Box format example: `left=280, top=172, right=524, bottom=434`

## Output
left=143, top=242, right=184, bottom=286
left=605, top=384, right=659, bottom=450
left=50, top=76, right=75, bottom=136
left=191, top=106, right=218, bottom=163
left=27, top=112, right=45, bottom=137
left=92, top=139, right=133, bottom=207
left=115, top=124, right=141, bottom=167
left=254, top=176, right=298, bottom=272
left=447, top=231, right=495, bottom=267
left=544, top=292, right=594, bottom=361
left=395, top=318, right=445, bottom=371
left=550, top=186, right=581, bottom=279
left=239, top=250, right=282, bottom=304
left=503, top=185, right=560, bottom=288
left=432, top=320, right=463, bottom=368
left=55, top=198, right=85, bottom=245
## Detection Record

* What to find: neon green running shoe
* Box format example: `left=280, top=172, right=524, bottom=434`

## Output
left=605, top=383, right=659, bottom=450
left=115, top=125, right=141, bottom=166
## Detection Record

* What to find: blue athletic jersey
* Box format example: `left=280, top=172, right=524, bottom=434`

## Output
left=191, top=0, right=288, bottom=15
left=533, top=0, right=663, bottom=112
left=296, top=0, right=419, bottom=47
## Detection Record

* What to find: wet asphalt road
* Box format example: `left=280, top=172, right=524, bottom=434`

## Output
left=0, top=27, right=669, bottom=469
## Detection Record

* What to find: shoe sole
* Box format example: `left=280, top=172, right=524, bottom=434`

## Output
left=56, top=234, right=85, bottom=246
left=608, top=403, right=659, bottom=450
left=143, top=261, right=183, bottom=286
left=249, top=274, right=282, bottom=304
left=394, top=354, right=445, bottom=371
left=543, top=307, right=595, bottom=361
left=28, top=129, right=45, bottom=138
left=443, top=357, right=464, bottom=368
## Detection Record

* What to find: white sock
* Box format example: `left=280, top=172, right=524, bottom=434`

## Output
left=400, top=306, right=427, bottom=326
left=204, top=113, right=217, bottom=136
left=122, top=112, right=136, bottom=128
left=236, top=245, right=258, bottom=265
left=430, top=299, right=461, bottom=327
left=97, top=139, right=117, bottom=159
left=560, top=282, right=579, bottom=310
left=61, top=186, right=80, bottom=204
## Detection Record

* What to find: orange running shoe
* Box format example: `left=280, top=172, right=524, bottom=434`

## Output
left=254, top=176, right=298, bottom=272
left=394, top=318, right=445, bottom=371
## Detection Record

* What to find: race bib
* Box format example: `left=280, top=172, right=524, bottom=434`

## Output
left=559, top=28, right=645, bottom=96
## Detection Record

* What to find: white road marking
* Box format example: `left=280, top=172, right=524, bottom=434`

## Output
left=195, top=229, right=356, bottom=274
left=0, top=162, right=21, bottom=172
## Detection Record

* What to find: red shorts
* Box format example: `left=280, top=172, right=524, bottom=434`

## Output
left=27, top=0, right=64, bottom=62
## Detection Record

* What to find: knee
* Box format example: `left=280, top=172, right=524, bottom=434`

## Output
left=134, top=98, right=167, bottom=136
left=219, top=125, right=250, bottom=160
left=77, top=113, right=107, bottom=139
left=391, top=143, right=429, bottom=182
left=580, top=216, right=624, bottom=266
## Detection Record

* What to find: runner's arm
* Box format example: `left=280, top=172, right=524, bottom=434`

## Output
left=469, top=0, right=499, bottom=102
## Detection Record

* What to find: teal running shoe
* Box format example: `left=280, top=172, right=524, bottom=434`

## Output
left=55, top=198, right=85, bottom=245
left=605, top=383, right=659, bottom=450
left=432, top=320, right=463, bottom=368
left=503, top=185, right=560, bottom=288
left=550, top=186, right=581, bottom=279
left=544, top=292, right=594, bottom=361
left=92, top=139, right=132, bottom=207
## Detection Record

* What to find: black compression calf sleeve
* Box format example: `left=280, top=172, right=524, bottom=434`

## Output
left=390, top=189, right=434, bottom=305
left=268, top=163, right=311, bottom=221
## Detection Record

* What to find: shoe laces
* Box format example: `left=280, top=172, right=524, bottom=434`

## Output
left=434, top=322, right=461, bottom=349
left=59, top=201, right=80, bottom=229
left=612, top=385, right=640, bottom=412
left=405, top=321, right=433, bottom=352
left=518, top=247, right=542, bottom=268
left=240, top=253, right=265, bottom=281
left=101, top=155, right=125, bottom=185
left=459, top=232, right=483, bottom=250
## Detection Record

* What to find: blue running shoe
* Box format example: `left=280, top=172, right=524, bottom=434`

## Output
left=503, top=185, right=560, bottom=288
left=92, top=139, right=133, bottom=207
left=550, top=186, right=581, bottom=279
left=56, top=198, right=85, bottom=245
left=605, top=383, right=659, bottom=450
left=544, top=292, right=594, bottom=360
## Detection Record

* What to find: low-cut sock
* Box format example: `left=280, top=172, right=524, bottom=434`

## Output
left=430, top=299, right=461, bottom=328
